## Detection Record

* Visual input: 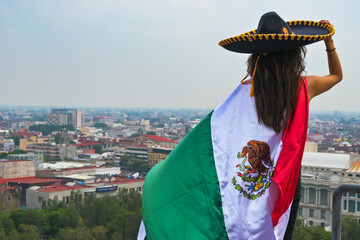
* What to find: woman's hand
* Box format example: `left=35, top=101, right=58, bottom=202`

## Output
left=319, top=20, right=334, bottom=48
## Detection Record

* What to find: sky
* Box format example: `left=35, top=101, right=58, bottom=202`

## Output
left=0, top=0, right=359, bottom=111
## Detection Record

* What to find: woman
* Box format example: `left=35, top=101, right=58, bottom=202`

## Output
left=234, top=14, right=342, bottom=239
left=245, top=18, right=342, bottom=240
left=141, top=12, right=342, bottom=240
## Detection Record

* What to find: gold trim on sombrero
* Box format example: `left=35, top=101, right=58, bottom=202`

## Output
left=219, top=20, right=335, bottom=47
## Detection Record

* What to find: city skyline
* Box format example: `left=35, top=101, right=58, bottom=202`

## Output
left=1, top=0, right=359, bottom=111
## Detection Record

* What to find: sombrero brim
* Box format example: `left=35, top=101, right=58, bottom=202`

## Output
left=219, top=21, right=335, bottom=54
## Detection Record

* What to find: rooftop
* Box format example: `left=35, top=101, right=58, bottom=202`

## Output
left=38, top=184, right=90, bottom=193
left=143, top=135, right=177, bottom=143
left=6, top=177, right=62, bottom=184
left=38, top=162, right=92, bottom=170
left=73, top=141, right=102, bottom=147
left=347, top=160, right=360, bottom=173
left=302, top=152, right=350, bottom=169
left=0, top=177, right=6, bottom=185
left=116, top=176, right=144, bottom=184
left=1, top=186, right=16, bottom=193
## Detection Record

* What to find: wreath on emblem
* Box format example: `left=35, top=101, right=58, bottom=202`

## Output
left=232, top=140, right=275, bottom=200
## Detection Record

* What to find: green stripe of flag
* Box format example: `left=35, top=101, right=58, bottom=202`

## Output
left=143, top=112, right=229, bottom=240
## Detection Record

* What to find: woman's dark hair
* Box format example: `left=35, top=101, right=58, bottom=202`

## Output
left=247, top=47, right=306, bottom=133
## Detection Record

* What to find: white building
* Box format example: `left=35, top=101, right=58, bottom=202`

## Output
left=299, top=152, right=360, bottom=227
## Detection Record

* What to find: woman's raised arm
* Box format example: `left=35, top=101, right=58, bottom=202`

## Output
left=306, top=20, right=343, bottom=102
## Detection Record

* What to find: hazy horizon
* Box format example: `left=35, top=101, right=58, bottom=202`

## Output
left=1, top=1, right=358, bottom=111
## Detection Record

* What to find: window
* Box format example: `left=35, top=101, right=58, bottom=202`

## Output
left=321, top=222, right=325, bottom=227
left=349, top=200, right=356, bottom=213
left=358, top=193, right=360, bottom=198
left=320, top=189, right=328, bottom=206
left=349, top=192, right=356, bottom=197
left=39, top=197, right=43, bottom=203
left=309, top=188, right=316, bottom=204
left=344, top=200, right=347, bottom=210
left=321, top=210, right=326, bottom=219
left=299, top=208, right=302, bottom=216
left=7, top=195, right=11, bottom=201
left=309, top=221, right=313, bottom=226
left=344, top=192, right=348, bottom=197
left=137, top=187, right=142, bottom=192
left=357, top=202, right=360, bottom=212
left=63, top=196, right=70, bottom=203
left=310, top=209, right=314, bottom=217
left=300, top=187, right=305, bottom=203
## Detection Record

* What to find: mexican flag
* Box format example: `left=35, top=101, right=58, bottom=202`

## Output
left=140, top=79, right=308, bottom=240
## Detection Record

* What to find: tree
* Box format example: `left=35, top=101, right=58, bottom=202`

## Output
left=6, top=135, right=23, bottom=146
left=8, top=209, right=27, bottom=231
left=137, top=128, right=143, bottom=135
left=342, top=215, right=360, bottom=240
left=93, top=145, right=102, bottom=154
left=0, top=150, right=28, bottom=159
left=128, top=159, right=148, bottom=173
left=29, top=124, right=74, bottom=136
left=293, top=217, right=330, bottom=240
left=93, top=123, right=108, bottom=129
left=54, top=133, right=61, bottom=144
left=145, top=131, right=156, bottom=135
left=130, top=133, right=140, bottom=138
left=44, top=155, right=60, bottom=162
left=1, top=216, right=15, bottom=235
left=91, top=226, right=107, bottom=240
left=18, top=224, right=41, bottom=240
left=56, top=227, right=94, bottom=240
left=79, top=195, right=118, bottom=228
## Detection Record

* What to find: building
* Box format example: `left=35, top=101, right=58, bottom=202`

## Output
left=26, top=176, right=144, bottom=208
left=7, top=177, right=63, bottom=206
left=48, top=109, right=83, bottom=128
left=299, top=152, right=360, bottom=227
left=147, top=147, right=172, bottom=168
left=115, top=145, right=148, bottom=161
left=7, top=152, right=44, bottom=170
left=86, top=183, right=118, bottom=198
left=0, top=187, right=21, bottom=211
left=304, top=141, right=318, bottom=152
left=73, top=140, right=119, bottom=152
left=27, top=143, right=77, bottom=160
left=0, top=139, right=15, bottom=152
left=26, top=183, right=94, bottom=209
left=117, top=176, right=144, bottom=194
left=0, top=160, right=35, bottom=179
left=134, top=135, right=178, bottom=149
left=19, top=136, right=52, bottom=151
left=93, top=116, right=114, bottom=126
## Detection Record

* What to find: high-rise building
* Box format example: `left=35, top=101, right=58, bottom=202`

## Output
left=48, top=109, right=83, bottom=128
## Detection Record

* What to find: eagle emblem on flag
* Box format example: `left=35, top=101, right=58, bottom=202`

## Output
left=232, top=140, right=275, bottom=200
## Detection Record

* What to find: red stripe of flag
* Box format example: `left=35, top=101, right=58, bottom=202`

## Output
left=272, top=77, right=309, bottom=227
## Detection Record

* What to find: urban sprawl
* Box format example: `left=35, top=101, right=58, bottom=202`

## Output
left=0, top=106, right=360, bottom=230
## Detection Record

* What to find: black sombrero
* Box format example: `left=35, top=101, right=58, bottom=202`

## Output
left=219, top=11, right=335, bottom=54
